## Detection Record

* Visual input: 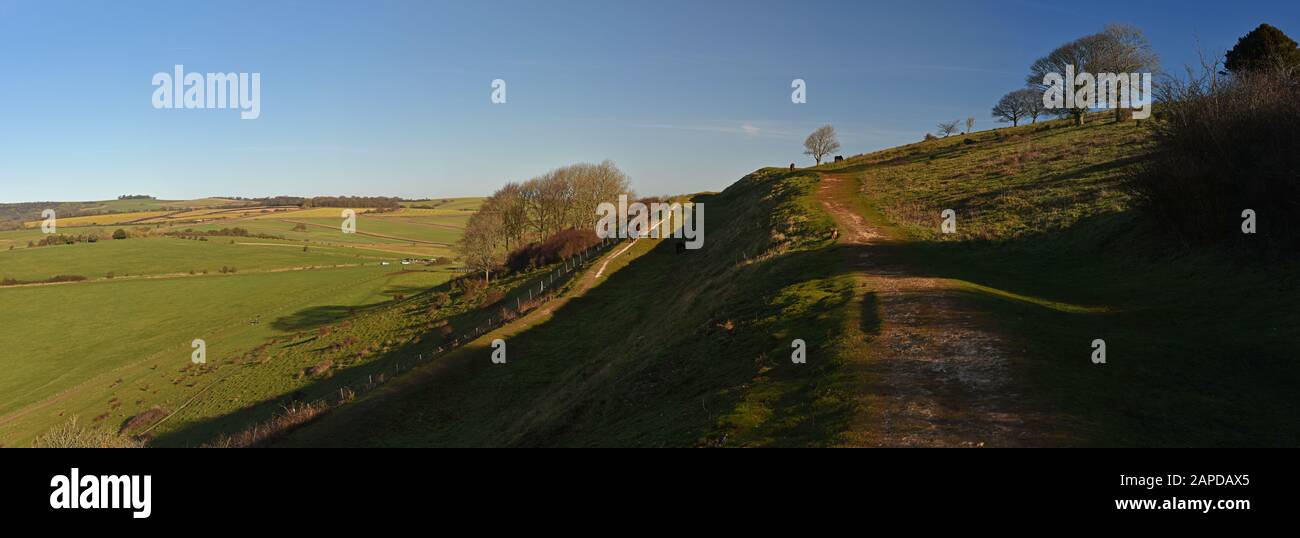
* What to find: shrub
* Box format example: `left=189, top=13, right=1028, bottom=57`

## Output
left=32, top=417, right=142, bottom=448
left=203, top=401, right=328, bottom=448
left=305, top=360, right=333, bottom=377
left=481, top=289, right=505, bottom=308
left=1128, top=69, right=1300, bottom=248
left=456, top=275, right=486, bottom=297
left=430, top=291, right=452, bottom=308
left=505, top=228, right=601, bottom=272
left=122, top=406, right=168, bottom=434
left=111, top=228, right=127, bottom=240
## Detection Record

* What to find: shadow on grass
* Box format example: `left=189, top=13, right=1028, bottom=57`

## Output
left=852, top=207, right=1300, bottom=446
left=270, top=302, right=389, bottom=332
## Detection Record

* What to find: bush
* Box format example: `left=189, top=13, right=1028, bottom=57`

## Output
left=1128, top=70, right=1300, bottom=248
left=481, top=289, right=505, bottom=308
left=203, top=401, right=328, bottom=448
left=122, top=406, right=168, bottom=434
left=32, top=417, right=142, bottom=448
left=455, top=275, right=487, bottom=297
left=111, top=228, right=127, bottom=240
left=505, top=228, right=601, bottom=272
left=430, top=291, right=452, bottom=308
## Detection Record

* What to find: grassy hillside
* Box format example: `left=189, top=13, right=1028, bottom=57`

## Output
left=820, top=115, right=1299, bottom=446
left=280, top=115, right=1297, bottom=447
left=281, top=169, right=861, bottom=447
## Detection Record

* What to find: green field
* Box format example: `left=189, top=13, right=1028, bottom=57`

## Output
left=0, top=197, right=480, bottom=446
left=0, top=237, right=385, bottom=282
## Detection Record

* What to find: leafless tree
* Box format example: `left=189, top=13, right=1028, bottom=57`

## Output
left=461, top=160, right=634, bottom=280
left=803, top=124, right=841, bottom=165
left=937, top=120, right=960, bottom=137
left=1028, top=23, right=1160, bottom=125
left=992, top=91, right=1028, bottom=126
left=1020, top=88, right=1046, bottom=123
left=459, top=208, right=503, bottom=284
left=965, top=117, right=975, bottom=134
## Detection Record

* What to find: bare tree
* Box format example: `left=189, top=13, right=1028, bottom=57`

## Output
left=992, top=91, right=1028, bottom=126
left=965, top=117, right=975, bottom=134
left=463, top=160, right=634, bottom=277
left=459, top=208, right=504, bottom=284
left=803, top=124, right=841, bottom=165
left=937, top=120, right=960, bottom=137
left=1028, top=23, right=1159, bottom=126
left=1019, top=88, right=1046, bottom=124
left=489, top=182, right=527, bottom=253
left=1094, top=24, right=1160, bottom=122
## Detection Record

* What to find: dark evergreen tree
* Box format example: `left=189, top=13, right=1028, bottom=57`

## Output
left=1225, top=24, right=1300, bottom=74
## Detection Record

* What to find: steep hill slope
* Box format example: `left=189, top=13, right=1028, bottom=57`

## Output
left=282, top=169, right=859, bottom=447
left=280, top=116, right=1298, bottom=447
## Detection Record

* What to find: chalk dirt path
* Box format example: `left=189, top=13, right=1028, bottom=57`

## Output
left=818, top=173, right=1059, bottom=447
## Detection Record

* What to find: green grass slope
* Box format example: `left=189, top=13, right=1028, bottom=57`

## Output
left=820, top=116, right=1299, bottom=446
left=283, top=115, right=1297, bottom=448
left=281, top=169, right=862, bottom=447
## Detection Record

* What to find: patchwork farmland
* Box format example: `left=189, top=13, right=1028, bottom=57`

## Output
left=0, top=197, right=481, bottom=446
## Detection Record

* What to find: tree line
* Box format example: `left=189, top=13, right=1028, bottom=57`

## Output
left=251, top=196, right=404, bottom=209
left=987, top=23, right=1159, bottom=129
left=459, top=160, right=634, bottom=283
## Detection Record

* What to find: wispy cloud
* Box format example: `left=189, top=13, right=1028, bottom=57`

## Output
left=627, top=120, right=806, bottom=139
left=627, top=119, right=916, bottom=144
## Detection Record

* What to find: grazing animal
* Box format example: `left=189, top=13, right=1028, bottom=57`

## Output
left=833, top=155, right=844, bottom=162
left=789, top=163, right=796, bottom=170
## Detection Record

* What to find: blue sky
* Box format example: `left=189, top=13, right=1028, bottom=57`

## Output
left=0, top=0, right=1295, bottom=202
